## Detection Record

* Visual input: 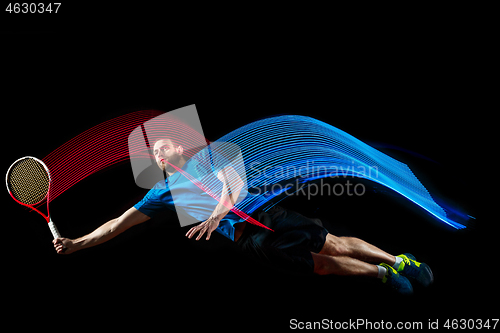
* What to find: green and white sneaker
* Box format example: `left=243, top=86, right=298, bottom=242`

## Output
left=396, top=253, right=434, bottom=287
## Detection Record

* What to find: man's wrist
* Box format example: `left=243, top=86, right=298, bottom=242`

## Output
left=208, top=215, right=223, bottom=224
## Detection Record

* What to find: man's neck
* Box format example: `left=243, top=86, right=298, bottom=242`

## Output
left=166, top=156, right=188, bottom=177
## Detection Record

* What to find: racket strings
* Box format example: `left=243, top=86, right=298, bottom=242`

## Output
left=7, top=158, right=49, bottom=205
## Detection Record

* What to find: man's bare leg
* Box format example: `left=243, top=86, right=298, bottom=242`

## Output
left=311, top=252, right=379, bottom=277
left=319, top=234, right=396, bottom=266
left=312, top=235, right=417, bottom=294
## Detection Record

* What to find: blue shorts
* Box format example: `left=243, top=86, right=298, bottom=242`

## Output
left=236, top=206, right=328, bottom=274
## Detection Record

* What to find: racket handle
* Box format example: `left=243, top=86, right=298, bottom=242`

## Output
left=48, top=221, right=62, bottom=239
left=49, top=220, right=67, bottom=253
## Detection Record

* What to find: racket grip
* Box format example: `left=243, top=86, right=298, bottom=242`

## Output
left=48, top=221, right=62, bottom=239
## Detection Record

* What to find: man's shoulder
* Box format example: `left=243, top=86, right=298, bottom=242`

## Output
left=152, top=179, right=168, bottom=190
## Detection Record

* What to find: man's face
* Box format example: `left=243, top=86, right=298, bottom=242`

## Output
left=153, top=139, right=181, bottom=171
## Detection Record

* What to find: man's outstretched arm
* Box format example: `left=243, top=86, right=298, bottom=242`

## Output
left=53, top=207, right=150, bottom=254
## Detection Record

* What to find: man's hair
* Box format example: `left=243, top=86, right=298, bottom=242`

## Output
left=152, top=137, right=209, bottom=159
left=152, top=138, right=177, bottom=149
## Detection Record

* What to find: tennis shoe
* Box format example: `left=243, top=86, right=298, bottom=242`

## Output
left=396, top=253, right=434, bottom=287
left=379, top=263, right=413, bottom=295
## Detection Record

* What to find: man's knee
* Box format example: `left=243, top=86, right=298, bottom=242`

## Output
left=312, top=253, right=332, bottom=275
left=320, top=234, right=350, bottom=256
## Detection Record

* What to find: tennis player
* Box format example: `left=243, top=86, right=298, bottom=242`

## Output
left=53, top=139, right=433, bottom=294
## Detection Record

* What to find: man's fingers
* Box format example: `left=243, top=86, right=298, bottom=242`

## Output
left=186, top=225, right=200, bottom=239
left=53, top=239, right=61, bottom=249
left=52, top=237, right=71, bottom=255
left=56, top=244, right=69, bottom=254
left=186, top=225, right=200, bottom=238
left=195, top=225, right=207, bottom=241
left=206, top=228, right=213, bottom=240
left=186, top=222, right=214, bottom=240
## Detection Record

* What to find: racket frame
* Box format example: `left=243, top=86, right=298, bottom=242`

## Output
left=6, top=156, right=62, bottom=239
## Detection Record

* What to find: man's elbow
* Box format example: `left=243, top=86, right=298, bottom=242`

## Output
left=109, top=217, right=127, bottom=234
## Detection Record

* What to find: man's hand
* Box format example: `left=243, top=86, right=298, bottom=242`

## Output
left=185, top=165, right=243, bottom=241
left=52, top=238, right=76, bottom=255
left=185, top=217, right=220, bottom=241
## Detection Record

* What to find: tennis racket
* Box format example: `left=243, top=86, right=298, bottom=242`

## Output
left=6, top=156, right=64, bottom=243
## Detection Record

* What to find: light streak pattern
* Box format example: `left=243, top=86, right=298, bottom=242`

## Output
left=216, top=115, right=467, bottom=229
left=37, top=111, right=468, bottom=230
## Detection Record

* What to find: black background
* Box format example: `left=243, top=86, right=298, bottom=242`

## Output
left=2, top=9, right=494, bottom=332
